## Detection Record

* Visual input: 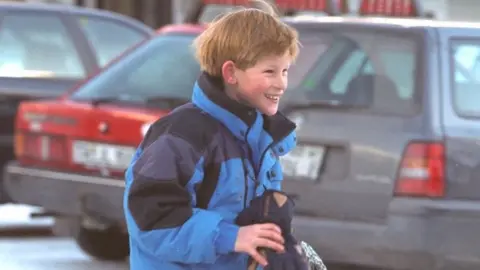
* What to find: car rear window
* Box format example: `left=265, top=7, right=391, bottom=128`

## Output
left=290, top=29, right=421, bottom=116
left=70, top=30, right=331, bottom=105
left=70, top=34, right=201, bottom=103
left=450, top=40, right=480, bottom=117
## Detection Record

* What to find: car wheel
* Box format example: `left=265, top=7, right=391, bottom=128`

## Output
left=75, top=223, right=129, bottom=261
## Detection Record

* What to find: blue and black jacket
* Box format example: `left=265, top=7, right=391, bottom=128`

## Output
left=124, top=73, right=297, bottom=269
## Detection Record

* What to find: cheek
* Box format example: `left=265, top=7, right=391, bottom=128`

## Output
left=242, top=80, right=270, bottom=97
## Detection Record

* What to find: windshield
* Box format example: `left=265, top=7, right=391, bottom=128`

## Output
left=286, top=29, right=421, bottom=116
left=70, top=30, right=331, bottom=104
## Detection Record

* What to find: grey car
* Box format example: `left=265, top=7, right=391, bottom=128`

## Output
left=279, top=16, right=480, bottom=270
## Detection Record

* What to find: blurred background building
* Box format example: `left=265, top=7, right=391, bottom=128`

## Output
left=7, top=0, right=480, bottom=28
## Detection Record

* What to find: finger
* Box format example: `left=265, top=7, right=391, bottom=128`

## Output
left=255, top=238, right=285, bottom=252
left=257, top=229, right=285, bottom=244
left=248, top=248, right=268, bottom=267
left=257, top=223, right=282, bottom=234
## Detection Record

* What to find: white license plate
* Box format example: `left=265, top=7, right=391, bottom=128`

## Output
left=72, top=141, right=136, bottom=170
left=280, top=145, right=326, bottom=180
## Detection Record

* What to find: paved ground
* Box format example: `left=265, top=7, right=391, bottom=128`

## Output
left=0, top=234, right=372, bottom=270
left=0, top=204, right=370, bottom=270
left=0, top=204, right=127, bottom=269
left=0, top=235, right=129, bottom=270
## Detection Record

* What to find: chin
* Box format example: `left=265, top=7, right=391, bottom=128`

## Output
left=260, top=106, right=278, bottom=116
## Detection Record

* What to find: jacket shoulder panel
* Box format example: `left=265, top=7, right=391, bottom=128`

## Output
left=142, top=104, right=220, bottom=154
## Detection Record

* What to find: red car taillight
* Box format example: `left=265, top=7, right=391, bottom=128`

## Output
left=16, top=132, right=67, bottom=162
left=394, top=141, right=445, bottom=198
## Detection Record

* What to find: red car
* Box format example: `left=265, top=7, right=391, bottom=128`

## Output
left=3, top=0, right=404, bottom=263
left=5, top=23, right=206, bottom=260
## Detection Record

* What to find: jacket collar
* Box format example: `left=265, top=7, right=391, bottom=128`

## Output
left=192, top=72, right=296, bottom=145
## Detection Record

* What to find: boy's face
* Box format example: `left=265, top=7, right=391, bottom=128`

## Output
left=231, top=53, right=291, bottom=116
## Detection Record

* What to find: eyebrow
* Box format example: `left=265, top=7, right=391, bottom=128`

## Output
left=265, top=64, right=288, bottom=69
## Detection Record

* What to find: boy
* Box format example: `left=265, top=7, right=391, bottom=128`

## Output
left=123, top=1, right=299, bottom=269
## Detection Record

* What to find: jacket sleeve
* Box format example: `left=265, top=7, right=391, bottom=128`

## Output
left=124, top=130, right=239, bottom=264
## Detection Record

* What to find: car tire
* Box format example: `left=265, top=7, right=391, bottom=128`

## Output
left=75, top=224, right=129, bottom=261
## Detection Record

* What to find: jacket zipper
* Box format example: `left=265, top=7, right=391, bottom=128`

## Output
left=254, top=141, right=275, bottom=192
left=242, top=125, right=253, bottom=208
left=244, top=122, right=292, bottom=205
left=255, top=130, right=291, bottom=192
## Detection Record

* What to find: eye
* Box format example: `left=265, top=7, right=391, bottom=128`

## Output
left=264, top=69, right=274, bottom=74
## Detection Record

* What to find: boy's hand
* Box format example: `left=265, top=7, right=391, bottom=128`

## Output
left=234, top=223, right=285, bottom=267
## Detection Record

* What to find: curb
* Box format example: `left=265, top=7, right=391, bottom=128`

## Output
left=0, top=224, right=53, bottom=237
left=0, top=221, right=54, bottom=237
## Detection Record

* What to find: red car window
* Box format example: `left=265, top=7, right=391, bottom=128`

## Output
left=70, top=34, right=200, bottom=104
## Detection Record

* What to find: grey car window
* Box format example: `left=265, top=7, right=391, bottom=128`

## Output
left=298, top=31, right=419, bottom=116
left=0, top=14, right=85, bottom=78
left=451, top=42, right=480, bottom=117
left=77, top=16, right=147, bottom=67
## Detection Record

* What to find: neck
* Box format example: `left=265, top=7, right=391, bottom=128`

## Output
left=224, top=84, right=254, bottom=108
left=223, top=84, right=238, bottom=101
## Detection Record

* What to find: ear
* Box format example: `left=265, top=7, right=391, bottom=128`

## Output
left=221, top=60, right=237, bottom=85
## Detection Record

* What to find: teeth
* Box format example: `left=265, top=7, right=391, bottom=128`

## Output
left=265, top=94, right=280, bottom=101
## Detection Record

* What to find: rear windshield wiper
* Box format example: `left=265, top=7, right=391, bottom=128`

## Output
left=89, top=96, right=121, bottom=106
left=145, top=96, right=189, bottom=109
left=72, top=95, right=188, bottom=109
left=67, top=96, right=123, bottom=106
left=88, top=95, right=145, bottom=106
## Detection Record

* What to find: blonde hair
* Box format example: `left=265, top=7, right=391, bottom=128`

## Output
left=193, top=0, right=299, bottom=77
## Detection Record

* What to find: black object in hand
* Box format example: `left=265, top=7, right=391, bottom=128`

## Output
left=263, top=234, right=309, bottom=270
left=235, top=190, right=309, bottom=270
left=235, top=190, right=294, bottom=232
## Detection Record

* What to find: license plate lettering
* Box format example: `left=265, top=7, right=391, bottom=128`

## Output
left=280, top=145, right=325, bottom=181
left=72, top=141, right=135, bottom=170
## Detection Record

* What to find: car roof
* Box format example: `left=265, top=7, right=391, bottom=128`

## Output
left=0, top=2, right=151, bottom=31
left=156, top=24, right=207, bottom=35
left=158, top=16, right=480, bottom=37
left=283, top=15, right=480, bottom=30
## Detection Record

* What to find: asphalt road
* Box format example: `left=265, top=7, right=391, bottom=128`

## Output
left=0, top=204, right=127, bottom=270
left=0, top=204, right=369, bottom=270
left=0, top=235, right=373, bottom=270
left=0, top=235, right=128, bottom=270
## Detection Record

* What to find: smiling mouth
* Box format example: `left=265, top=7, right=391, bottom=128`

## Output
left=265, top=94, right=280, bottom=102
